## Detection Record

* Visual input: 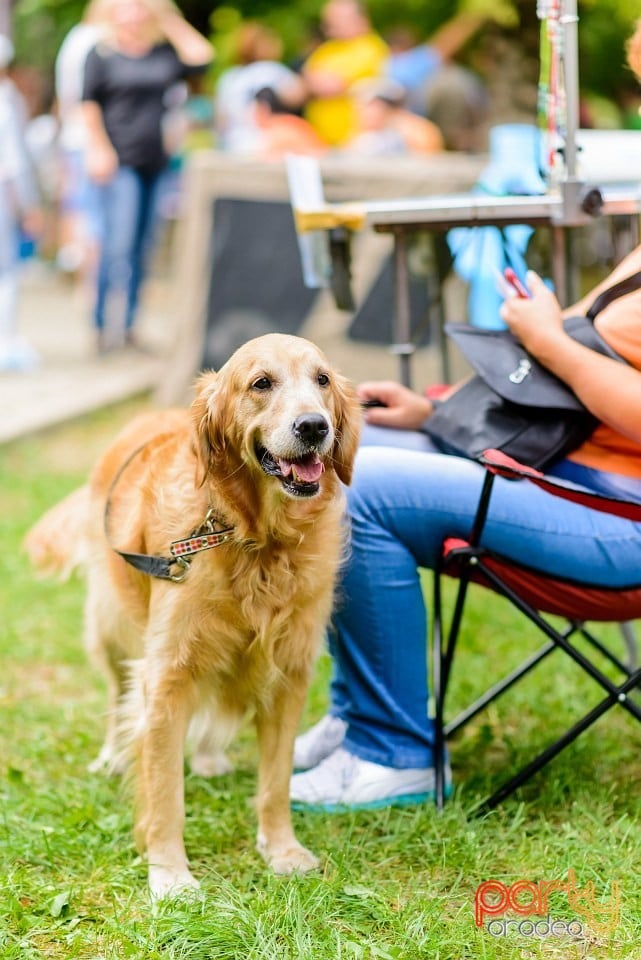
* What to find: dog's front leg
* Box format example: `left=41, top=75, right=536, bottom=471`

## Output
left=255, top=677, right=319, bottom=874
left=137, top=668, right=198, bottom=899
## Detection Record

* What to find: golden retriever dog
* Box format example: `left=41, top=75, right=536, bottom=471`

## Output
left=26, top=333, right=360, bottom=898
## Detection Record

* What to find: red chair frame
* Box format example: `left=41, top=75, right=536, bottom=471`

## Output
left=432, top=449, right=641, bottom=813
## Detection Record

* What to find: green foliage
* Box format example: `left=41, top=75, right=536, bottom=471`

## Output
left=12, top=0, right=87, bottom=74
left=369, top=0, right=458, bottom=36
left=579, top=0, right=641, bottom=99
left=208, top=0, right=459, bottom=78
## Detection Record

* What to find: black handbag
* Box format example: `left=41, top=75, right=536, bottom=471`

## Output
left=424, top=270, right=641, bottom=470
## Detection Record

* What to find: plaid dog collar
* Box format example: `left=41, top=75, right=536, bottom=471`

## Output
left=113, top=509, right=234, bottom=582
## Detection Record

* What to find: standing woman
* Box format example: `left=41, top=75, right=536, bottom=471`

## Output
left=82, top=0, right=212, bottom=352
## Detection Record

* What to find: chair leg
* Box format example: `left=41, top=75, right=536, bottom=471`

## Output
left=437, top=559, right=641, bottom=811
left=475, top=561, right=641, bottom=720
left=433, top=564, right=477, bottom=809
left=446, top=616, right=639, bottom=737
left=475, top=666, right=641, bottom=814
left=432, top=566, right=446, bottom=810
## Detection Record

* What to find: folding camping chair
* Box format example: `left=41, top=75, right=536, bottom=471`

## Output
left=432, top=449, right=641, bottom=814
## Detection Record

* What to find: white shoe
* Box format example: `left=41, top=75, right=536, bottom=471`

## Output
left=290, top=747, right=451, bottom=811
left=293, top=714, right=347, bottom=771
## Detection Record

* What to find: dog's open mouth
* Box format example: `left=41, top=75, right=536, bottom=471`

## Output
left=256, top=445, right=325, bottom=497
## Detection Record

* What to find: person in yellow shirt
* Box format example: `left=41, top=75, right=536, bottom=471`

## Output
left=302, top=0, right=389, bottom=147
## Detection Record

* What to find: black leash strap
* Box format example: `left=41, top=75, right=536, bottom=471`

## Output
left=113, top=546, right=187, bottom=582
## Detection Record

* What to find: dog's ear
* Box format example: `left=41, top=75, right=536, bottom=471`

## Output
left=331, top=373, right=361, bottom=486
left=191, top=372, right=226, bottom=487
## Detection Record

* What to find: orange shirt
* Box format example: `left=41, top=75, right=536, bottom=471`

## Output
left=569, top=254, right=641, bottom=478
left=257, top=114, right=328, bottom=162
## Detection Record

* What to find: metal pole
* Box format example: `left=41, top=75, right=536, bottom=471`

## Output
left=561, top=0, right=580, bottom=181
left=557, top=0, right=585, bottom=229
left=558, top=0, right=583, bottom=300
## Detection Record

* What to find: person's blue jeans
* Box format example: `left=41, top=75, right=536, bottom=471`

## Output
left=329, top=426, right=641, bottom=770
left=93, top=165, right=167, bottom=332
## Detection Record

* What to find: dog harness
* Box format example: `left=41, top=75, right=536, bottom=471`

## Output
left=104, top=442, right=234, bottom=582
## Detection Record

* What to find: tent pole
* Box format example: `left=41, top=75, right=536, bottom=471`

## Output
left=562, top=0, right=580, bottom=186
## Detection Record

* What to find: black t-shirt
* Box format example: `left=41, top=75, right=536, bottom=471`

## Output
left=82, top=42, right=198, bottom=173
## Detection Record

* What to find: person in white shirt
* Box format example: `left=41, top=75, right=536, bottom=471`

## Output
left=54, top=3, right=101, bottom=276
left=0, top=34, right=41, bottom=370
left=215, top=21, right=306, bottom=153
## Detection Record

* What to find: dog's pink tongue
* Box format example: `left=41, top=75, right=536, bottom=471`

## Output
left=278, top=456, right=325, bottom=482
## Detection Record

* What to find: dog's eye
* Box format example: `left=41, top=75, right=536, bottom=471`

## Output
left=252, top=376, right=272, bottom=391
left=317, top=373, right=330, bottom=387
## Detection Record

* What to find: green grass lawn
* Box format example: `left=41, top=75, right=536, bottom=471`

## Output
left=2, top=399, right=641, bottom=959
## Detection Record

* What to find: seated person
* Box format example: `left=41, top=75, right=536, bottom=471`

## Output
left=215, top=21, right=307, bottom=153
left=290, top=252, right=641, bottom=810
left=302, top=0, right=389, bottom=147
left=251, top=86, right=328, bottom=161
left=346, top=77, right=443, bottom=156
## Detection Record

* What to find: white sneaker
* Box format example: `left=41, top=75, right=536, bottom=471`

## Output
left=293, top=714, right=347, bottom=771
left=290, top=747, right=451, bottom=812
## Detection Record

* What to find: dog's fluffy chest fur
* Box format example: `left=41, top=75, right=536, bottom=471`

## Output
left=168, top=515, right=343, bottom=704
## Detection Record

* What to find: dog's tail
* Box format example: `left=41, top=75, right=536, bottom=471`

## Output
left=23, top=485, right=90, bottom=580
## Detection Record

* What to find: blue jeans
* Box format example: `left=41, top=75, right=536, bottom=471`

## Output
left=330, top=427, right=641, bottom=770
left=93, top=165, right=166, bottom=331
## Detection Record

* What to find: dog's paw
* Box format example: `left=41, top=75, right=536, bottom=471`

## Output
left=189, top=750, right=234, bottom=778
left=258, top=838, right=320, bottom=875
left=148, top=865, right=201, bottom=901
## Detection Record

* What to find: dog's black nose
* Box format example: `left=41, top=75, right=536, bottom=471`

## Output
left=293, top=413, right=330, bottom=446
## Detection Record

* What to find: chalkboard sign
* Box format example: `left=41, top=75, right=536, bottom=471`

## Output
left=202, top=198, right=319, bottom=369
left=347, top=251, right=433, bottom=346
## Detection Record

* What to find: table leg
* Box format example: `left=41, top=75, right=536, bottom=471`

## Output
left=392, top=229, right=415, bottom=388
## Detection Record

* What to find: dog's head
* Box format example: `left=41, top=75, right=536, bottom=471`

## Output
left=192, top=334, right=361, bottom=500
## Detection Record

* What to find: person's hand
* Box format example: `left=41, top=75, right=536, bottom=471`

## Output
left=358, top=381, right=432, bottom=430
left=499, top=270, right=565, bottom=358
left=154, top=3, right=213, bottom=66
left=86, top=142, right=118, bottom=184
left=156, top=4, right=184, bottom=36
left=304, top=69, right=347, bottom=97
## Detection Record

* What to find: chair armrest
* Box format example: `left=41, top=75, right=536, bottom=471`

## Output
left=480, top=448, right=641, bottom=522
